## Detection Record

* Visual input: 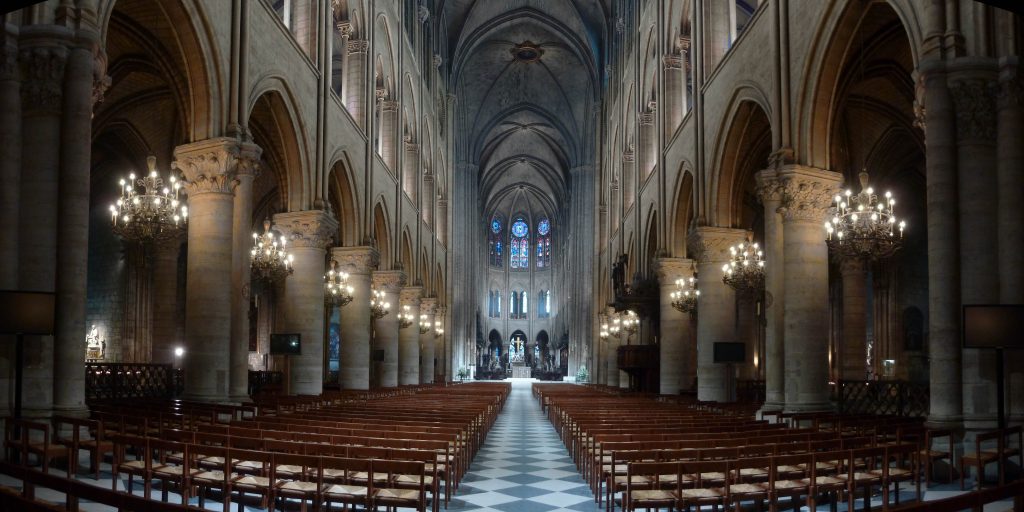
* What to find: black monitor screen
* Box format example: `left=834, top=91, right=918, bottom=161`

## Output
left=270, top=333, right=301, bottom=355
left=963, top=305, right=1024, bottom=349
left=713, top=342, right=745, bottom=363
left=0, top=290, right=56, bottom=335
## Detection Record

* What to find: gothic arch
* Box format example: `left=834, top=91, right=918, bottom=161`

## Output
left=709, top=87, right=773, bottom=228
left=248, top=80, right=310, bottom=211
left=670, top=166, right=695, bottom=257
left=372, top=199, right=392, bottom=269
left=400, top=228, right=413, bottom=274
left=327, top=149, right=361, bottom=246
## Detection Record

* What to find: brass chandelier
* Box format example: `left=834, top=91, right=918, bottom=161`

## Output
left=109, top=156, right=188, bottom=243
left=824, top=170, right=906, bottom=261
left=722, top=238, right=765, bottom=294
left=251, top=220, right=293, bottom=285
left=324, top=260, right=354, bottom=307
left=370, top=289, right=391, bottom=319
left=670, top=276, right=700, bottom=314
left=398, top=305, right=415, bottom=329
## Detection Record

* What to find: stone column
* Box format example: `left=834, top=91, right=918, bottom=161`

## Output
left=435, top=306, right=447, bottom=381
left=379, top=100, right=398, bottom=171
left=622, top=148, right=635, bottom=212
left=332, top=246, right=378, bottom=390
left=618, top=326, right=630, bottom=389
left=655, top=258, right=693, bottom=395
left=839, top=259, right=868, bottom=380
left=919, top=58, right=962, bottom=427
left=403, top=141, right=419, bottom=204
left=436, top=198, right=448, bottom=246
left=345, top=39, right=368, bottom=127
left=399, top=286, right=422, bottom=385
left=778, top=165, right=841, bottom=412
left=998, top=67, right=1024, bottom=421
left=274, top=210, right=337, bottom=395
left=151, top=242, right=182, bottom=364
left=174, top=138, right=250, bottom=402
left=735, top=294, right=757, bottom=380
left=757, top=169, right=786, bottom=409
left=334, top=22, right=351, bottom=97
left=53, top=39, right=97, bottom=416
left=18, top=41, right=67, bottom=416
left=639, top=109, right=656, bottom=179
left=605, top=308, right=620, bottom=388
left=372, top=270, right=405, bottom=388
left=679, top=36, right=691, bottom=114
left=420, top=298, right=437, bottom=383
left=422, top=173, right=435, bottom=227
left=0, top=38, right=20, bottom=290
left=663, top=55, right=684, bottom=133
left=229, top=147, right=261, bottom=401
left=688, top=226, right=747, bottom=402
left=951, top=75, right=1000, bottom=429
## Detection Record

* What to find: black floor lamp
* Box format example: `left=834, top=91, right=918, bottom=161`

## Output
left=0, top=290, right=56, bottom=420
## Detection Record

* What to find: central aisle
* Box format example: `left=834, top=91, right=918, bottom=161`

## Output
left=450, top=379, right=601, bottom=512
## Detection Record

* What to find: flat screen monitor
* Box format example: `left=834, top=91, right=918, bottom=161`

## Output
left=963, top=305, right=1024, bottom=349
left=713, top=342, right=745, bottom=363
left=270, top=333, right=301, bottom=355
left=0, top=290, right=56, bottom=335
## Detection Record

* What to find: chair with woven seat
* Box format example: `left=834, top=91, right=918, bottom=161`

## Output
left=606, top=449, right=660, bottom=512
left=727, top=455, right=772, bottom=512
left=109, top=433, right=152, bottom=497
left=770, top=452, right=811, bottom=512
left=149, top=438, right=197, bottom=503
left=677, top=459, right=730, bottom=511
left=230, top=448, right=274, bottom=510
left=961, top=429, right=1003, bottom=489
left=319, top=456, right=375, bottom=512
left=392, top=449, right=442, bottom=512
left=4, top=418, right=67, bottom=474
left=375, top=459, right=427, bottom=512
left=621, top=461, right=678, bottom=512
left=807, top=449, right=850, bottom=512
left=872, top=442, right=920, bottom=507
left=919, top=428, right=954, bottom=487
left=53, top=416, right=113, bottom=481
left=191, top=444, right=234, bottom=510
left=847, top=446, right=885, bottom=511
left=272, top=452, right=320, bottom=512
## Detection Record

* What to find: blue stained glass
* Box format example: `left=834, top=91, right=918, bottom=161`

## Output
left=538, top=219, right=550, bottom=235
left=511, top=220, right=528, bottom=238
left=520, top=240, right=528, bottom=268
left=510, top=241, right=519, bottom=268
left=491, top=219, right=502, bottom=234
left=496, top=241, right=501, bottom=255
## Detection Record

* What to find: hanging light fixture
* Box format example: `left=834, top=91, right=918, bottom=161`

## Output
left=109, top=156, right=188, bottom=243
left=250, top=220, right=293, bottom=284
left=324, top=260, right=354, bottom=308
left=824, top=170, right=905, bottom=261
left=599, top=322, right=610, bottom=340
left=398, top=305, right=415, bottom=329
left=419, top=315, right=431, bottom=334
left=434, top=320, right=444, bottom=337
left=670, top=275, right=700, bottom=314
left=370, top=289, right=391, bottom=320
left=609, top=316, right=621, bottom=337
left=622, top=310, right=639, bottom=337
left=722, top=238, right=765, bottom=294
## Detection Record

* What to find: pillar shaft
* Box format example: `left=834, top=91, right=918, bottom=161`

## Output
left=755, top=170, right=785, bottom=410
left=18, top=42, right=67, bottom=416
left=380, top=100, right=398, bottom=171
left=275, top=210, right=337, bottom=395
left=175, top=138, right=251, bottom=402
left=403, top=142, right=419, bottom=205
left=839, top=259, right=868, bottom=380
left=639, top=110, right=656, bottom=179
left=345, top=40, right=368, bottom=128
left=151, top=242, right=182, bottom=364
left=998, top=65, right=1024, bottom=421
left=420, top=298, right=437, bottom=384
left=399, top=287, right=422, bottom=385
left=689, top=226, right=747, bottom=403
left=0, top=40, right=20, bottom=290
left=332, top=246, right=378, bottom=390
left=663, top=55, right=684, bottom=134
left=951, top=73, right=1000, bottom=429
left=778, top=166, right=841, bottom=412
left=53, top=42, right=94, bottom=415
left=655, top=258, right=693, bottom=395
left=622, top=150, right=635, bottom=212
left=372, top=270, right=405, bottom=388
left=230, top=153, right=260, bottom=401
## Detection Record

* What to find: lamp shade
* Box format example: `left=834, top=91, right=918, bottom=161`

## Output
left=0, top=290, right=56, bottom=335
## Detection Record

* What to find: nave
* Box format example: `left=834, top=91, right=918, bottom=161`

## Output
left=3, top=379, right=1022, bottom=511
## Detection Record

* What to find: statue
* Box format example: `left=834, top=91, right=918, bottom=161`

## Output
left=86, top=324, right=105, bottom=361
left=612, top=254, right=627, bottom=297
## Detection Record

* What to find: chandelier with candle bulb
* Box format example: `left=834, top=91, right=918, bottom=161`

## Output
left=670, top=276, right=700, bottom=314
left=250, top=220, right=293, bottom=284
left=419, top=315, right=431, bottom=334
left=109, top=156, right=188, bottom=243
left=434, top=320, right=444, bottom=337
left=621, top=310, right=638, bottom=337
left=370, top=289, right=391, bottom=320
left=722, top=238, right=765, bottom=294
left=824, top=170, right=906, bottom=261
left=399, top=305, right=415, bottom=329
left=324, top=260, right=354, bottom=308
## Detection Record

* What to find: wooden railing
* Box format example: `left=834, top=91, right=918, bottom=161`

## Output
left=833, top=380, right=929, bottom=417
left=85, top=363, right=181, bottom=401
left=248, top=370, right=284, bottom=395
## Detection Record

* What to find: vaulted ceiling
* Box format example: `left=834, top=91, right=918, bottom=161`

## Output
left=440, top=0, right=606, bottom=217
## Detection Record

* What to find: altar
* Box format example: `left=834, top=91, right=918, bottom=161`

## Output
left=511, top=365, right=532, bottom=378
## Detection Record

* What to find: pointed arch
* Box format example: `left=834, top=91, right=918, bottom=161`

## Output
left=670, top=165, right=696, bottom=257
left=372, top=199, right=392, bottom=269
left=708, top=86, right=773, bottom=228
left=400, top=228, right=414, bottom=274
left=327, top=149, right=360, bottom=246
left=248, top=79, right=311, bottom=211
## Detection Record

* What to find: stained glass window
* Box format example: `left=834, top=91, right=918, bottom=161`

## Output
left=510, top=218, right=529, bottom=269
left=488, top=216, right=503, bottom=268
left=536, top=218, right=551, bottom=268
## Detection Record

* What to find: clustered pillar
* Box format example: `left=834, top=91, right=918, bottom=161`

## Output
left=372, top=270, right=405, bottom=388
left=655, top=258, right=694, bottom=395
left=419, top=298, right=437, bottom=384
left=333, top=246, right=378, bottom=390
left=398, top=286, right=422, bottom=385
left=755, top=170, right=785, bottom=411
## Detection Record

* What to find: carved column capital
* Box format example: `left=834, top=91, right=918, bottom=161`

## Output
left=273, top=210, right=338, bottom=249
left=336, top=21, right=352, bottom=37
left=380, top=99, right=399, bottom=112
left=622, top=149, right=635, bottom=163
left=401, top=286, right=423, bottom=306
left=998, top=74, right=1023, bottom=109
left=331, top=246, right=379, bottom=275
left=91, top=45, right=111, bottom=106
left=372, top=270, right=407, bottom=293
left=687, top=227, right=749, bottom=264
left=404, top=141, right=420, bottom=154
left=677, top=35, right=691, bottom=53
left=950, top=78, right=997, bottom=142
left=639, top=111, right=655, bottom=125
left=0, top=45, right=17, bottom=81
left=348, top=39, right=369, bottom=54
left=777, top=166, right=842, bottom=223
left=420, top=297, right=438, bottom=316
left=754, top=169, right=784, bottom=205
left=19, top=45, right=67, bottom=114
left=654, top=257, right=694, bottom=285
left=663, top=54, right=683, bottom=70
left=174, top=138, right=262, bottom=195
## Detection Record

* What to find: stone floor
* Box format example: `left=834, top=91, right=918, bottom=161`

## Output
left=0, top=378, right=1016, bottom=511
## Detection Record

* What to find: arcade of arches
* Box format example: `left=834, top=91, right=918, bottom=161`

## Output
left=1, top=0, right=1023, bottom=435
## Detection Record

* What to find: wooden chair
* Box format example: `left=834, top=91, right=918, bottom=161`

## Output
left=873, top=443, right=920, bottom=508
left=606, top=449, right=660, bottom=512
left=149, top=438, right=197, bottom=503
left=191, top=444, right=234, bottom=510
left=918, top=428, right=954, bottom=487
left=807, top=449, right=850, bottom=512
left=53, top=416, right=113, bottom=481
left=4, top=418, right=66, bottom=473
left=109, top=433, right=151, bottom=497
left=727, top=455, right=772, bottom=512
left=319, top=456, right=376, bottom=511
left=230, top=448, right=274, bottom=510
left=770, top=452, right=811, bottom=512
left=374, top=459, right=427, bottom=512
left=961, top=429, right=1003, bottom=489
left=677, top=459, right=730, bottom=511
left=847, top=446, right=885, bottom=512
left=621, top=461, right=678, bottom=512
left=272, top=452, right=320, bottom=512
